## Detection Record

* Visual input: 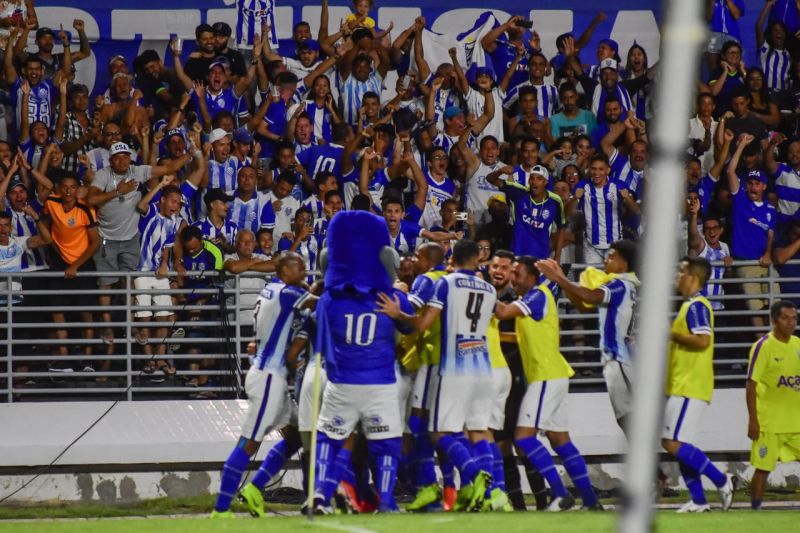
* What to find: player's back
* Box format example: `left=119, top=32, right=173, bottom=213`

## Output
left=667, top=294, right=715, bottom=402
left=430, top=270, right=497, bottom=376
left=318, top=286, right=413, bottom=385
left=598, top=274, right=638, bottom=364
left=252, top=281, right=310, bottom=373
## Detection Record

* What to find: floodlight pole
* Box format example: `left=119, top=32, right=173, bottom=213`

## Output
left=618, top=1, right=706, bottom=532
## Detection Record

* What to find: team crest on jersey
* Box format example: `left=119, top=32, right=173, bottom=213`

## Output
left=759, top=445, right=768, bottom=458
left=369, top=415, right=382, bottom=426
left=37, top=87, right=48, bottom=99
left=67, top=217, right=75, bottom=227
left=606, top=192, right=616, bottom=201
left=542, top=209, right=550, bottom=219
left=332, top=415, right=345, bottom=427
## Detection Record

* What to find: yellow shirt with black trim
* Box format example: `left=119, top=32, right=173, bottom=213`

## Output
left=747, top=333, right=800, bottom=433
left=513, top=283, right=574, bottom=382
left=666, top=294, right=715, bottom=402
left=400, top=267, right=447, bottom=370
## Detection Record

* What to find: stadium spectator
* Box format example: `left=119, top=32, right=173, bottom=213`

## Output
left=194, top=188, right=239, bottom=254
left=223, top=229, right=275, bottom=341
left=773, top=219, right=800, bottom=305
left=705, top=0, right=745, bottom=73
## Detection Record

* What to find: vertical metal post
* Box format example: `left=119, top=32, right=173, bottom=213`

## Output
left=234, top=274, right=242, bottom=391
left=618, top=2, right=706, bottom=532
left=6, top=275, right=13, bottom=403
left=126, top=273, right=133, bottom=401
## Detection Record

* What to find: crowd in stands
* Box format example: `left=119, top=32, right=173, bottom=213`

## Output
left=1, top=0, right=799, bottom=393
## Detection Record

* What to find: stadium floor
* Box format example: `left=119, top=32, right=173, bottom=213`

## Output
left=2, top=509, right=800, bottom=533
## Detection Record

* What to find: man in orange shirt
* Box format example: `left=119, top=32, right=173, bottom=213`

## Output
left=42, top=173, right=100, bottom=370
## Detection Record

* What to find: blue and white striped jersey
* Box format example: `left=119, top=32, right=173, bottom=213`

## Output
left=773, top=163, right=800, bottom=225
left=338, top=69, right=384, bottom=126
left=433, top=130, right=477, bottom=155
left=207, top=158, right=239, bottom=193
left=697, top=240, right=729, bottom=311
left=192, top=216, right=239, bottom=245
left=278, top=234, right=318, bottom=280
left=252, top=281, right=310, bottom=373
left=302, top=195, right=324, bottom=220
left=429, top=270, right=497, bottom=377
left=300, top=100, right=334, bottom=143
left=390, top=219, right=424, bottom=254
left=608, top=149, right=645, bottom=199
left=591, top=85, right=632, bottom=122
left=760, top=45, right=791, bottom=92
left=192, top=88, right=246, bottom=126
left=137, top=204, right=183, bottom=271
left=12, top=78, right=55, bottom=130
left=179, top=181, right=200, bottom=224
left=4, top=201, right=47, bottom=271
left=235, top=0, right=277, bottom=49
left=228, top=191, right=276, bottom=233
left=578, top=178, right=629, bottom=248
left=598, top=274, right=639, bottom=364
left=421, top=169, right=456, bottom=230
left=503, top=82, right=559, bottom=118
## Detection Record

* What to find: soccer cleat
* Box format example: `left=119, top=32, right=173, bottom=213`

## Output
left=406, top=484, right=442, bottom=512
left=718, top=475, right=737, bottom=512
left=546, top=494, right=576, bottom=512
left=375, top=502, right=400, bottom=513
left=580, top=502, right=605, bottom=512
left=238, top=483, right=265, bottom=518
left=210, top=510, right=234, bottom=519
left=313, top=497, right=335, bottom=515
left=482, top=487, right=513, bottom=512
left=336, top=480, right=360, bottom=513
left=442, top=486, right=457, bottom=511
left=466, top=471, right=490, bottom=512
left=677, top=501, right=711, bottom=513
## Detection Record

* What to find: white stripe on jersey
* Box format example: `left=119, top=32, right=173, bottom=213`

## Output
left=235, top=0, right=276, bottom=49
left=229, top=192, right=275, bottom=233
left=581, top=179, right=624, bottom=248
left=503, top=82, right=559, bottom=118
left=599, top=276, right=637, bottom=364
left=338, top=70, right=384, bottom=126
left=207, top=158, right=238, bottom=193
left=252, top=282, right=309, bottom=372
left=5, top=206, right=47, bottom=270
left=138, top=204, right=183, bottom=272
left=698, top=240, right=729, bottom=310
left=591, top=85, right=632, bottom=118
left=760, top=44, right=791, bottom=92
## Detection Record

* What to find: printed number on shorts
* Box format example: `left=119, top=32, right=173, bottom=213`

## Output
left=344, top=313, right=377, bottom=346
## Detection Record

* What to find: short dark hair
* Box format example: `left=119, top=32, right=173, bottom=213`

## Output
left=362, top=91, right=380, bottom=102
left=324, top=189, right=343, bottom=203
left=332, top=123, right=351, bottom=143
left=590, top=153, right=610, bottom=166
left=479, top=136, right=499, bottom=149
left=381, top=195, right=404, bottom=211
left=277, top=170, right=297, bottom=186
left=256, top=227, right=272, bottom=240
left=770, top=300, right=797, bottom=322
left=427, top=145, right=447, bottom=161
left=161, top=185, right=181, bottom=198
left=351, top=193, right=372, bottom=211
left=682, top=255, right=711, bottom=286
left=452, top=239, right=480, bottom=266
left=493, top=249, right=515, bottom=262
left=315, top=171, right=337, bottom=188
left=212, top=111, right=235, bottom=129
left=0, top=212, right=11, bottom=222
left=515, top=255, right=540, bottom=278
left=294, top=207, right=312, bottom=220
left=720, top=40, right=742, bottom=56
left=180, top=224, right=203, bottom=245
left=518, top=86, right=537, bottom=99
left=195, top=23, right=214, bottom=40
left=610, top=240, right=637, bottom=272
left=23, top=55, right=43, bottom=68
left=730, top=86, right=751, bottom=101
left=558, top=82, right=577, bottom=98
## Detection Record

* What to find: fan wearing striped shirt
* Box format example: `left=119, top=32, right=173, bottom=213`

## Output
left=336, top=28, right=390, bottom=126
left=687, top=198, right=730, bottom=312
left=757, top=2, right=792, bottom=95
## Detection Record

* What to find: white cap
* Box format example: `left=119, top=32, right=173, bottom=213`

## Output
left=599, top=58, right=618, bottom=71
left=530, top=164, right=550, bottom=181
left=109, top=142, right=132, bottom=157
left=209, top=128, right=232, bottom=144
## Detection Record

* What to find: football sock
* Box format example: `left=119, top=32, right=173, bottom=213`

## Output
left=675, top=443, right=726, bottom=488
left=555, top=441, right=597, bottom=507
left=490, top=442, right=506, bottom=491
left=214, top=445, right=250, bottom=512
left=251, top=438, right=301, bottom=489
left=314, top=434, right=344, bottom=502
left=437, top=434, right=478, bottom=484
left=516, top=435, right=567, bottom=498
left=472, top=440, right=494, bottom=476
left=409, top=415, right=437, bottom=487
left=368, top=438, right=402, bottom=509
left=751, top=499, right=762, bottom=510
left=679, top=462, right=706, bottom=504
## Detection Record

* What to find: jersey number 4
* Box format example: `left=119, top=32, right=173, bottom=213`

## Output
left=344, top=313, right=377, bottom=346
left=466, top=292, right=484, bottom=333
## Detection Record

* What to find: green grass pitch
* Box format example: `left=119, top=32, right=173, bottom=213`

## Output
left=1, top=511, right=800, bottom=533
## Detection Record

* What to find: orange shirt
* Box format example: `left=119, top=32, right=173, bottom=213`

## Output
left=43, top=195, right=97, bottom=264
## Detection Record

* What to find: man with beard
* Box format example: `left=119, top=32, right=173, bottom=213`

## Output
left=458, top=132, right=504, bottom=228
left=550, top=83, right=597, bottom=139
left=211, top=22, right=246, bottom=79
left=136, top=50, right=186, bottom=123
left=184, top=23, right=219, bottom=82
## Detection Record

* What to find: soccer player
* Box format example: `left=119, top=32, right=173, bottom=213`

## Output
left=746, top=300, right=800, bottom=511
left=211, top=252, right=316, bottom=518
left=493, top=256, right=600, bottom=511
left=378, top=239, right=498, bottom=512
left=662, top=256, right=736, bottom=513
left=312, top=254, right=414, bottom=513
left=536, top=240, right=639, bottom=430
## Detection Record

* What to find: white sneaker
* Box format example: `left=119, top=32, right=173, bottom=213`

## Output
left=717, top=475, right=737, bottom=512
left=546, top=494, right=575, bottom=512
left=677, top=501, right=711, bottom=513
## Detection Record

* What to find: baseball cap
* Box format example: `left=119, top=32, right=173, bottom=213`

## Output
left=165, top=128, right=184, bottom=142
left=232, top=127, right=253, bottom=145
left=530, top=164, right=550, bottom=181
left=211, top=22, right=232, bottom=37
left=35, top=27, right=55, bottom=40
left=443, top=106, right=464, bottom=120
left=599, top=58, right=618, bottom=71
left=109, top=142, right=133, bottom=157
left=486, top=193, right=507, bottom=207
left=7, top=177, right=26, bottom=192
left=204, top=188, right=234, bottom=206
left=108, top=54, right=128, bottom=67
left=208, top=57, right=230, bottom=72
left=209, top=128, right=232, bottom=144
left=297, top=39, right=320, bottom=52
left=599, top=38, right=619, bottom=54
left=746, top=169, right=767, bottom=183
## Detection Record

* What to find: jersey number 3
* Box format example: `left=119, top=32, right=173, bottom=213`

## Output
left=344, top=313, right=377, bottom=346
left=466, top=292, right=484, bottom=333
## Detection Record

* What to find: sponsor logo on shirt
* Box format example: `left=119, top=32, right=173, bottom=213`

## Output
left=747, top=217, right=771, bottom=231
left=776, top=375, right=800, bottom=391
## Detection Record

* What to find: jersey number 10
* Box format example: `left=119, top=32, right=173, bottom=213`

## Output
left=344, top=313, right=377, bottom=346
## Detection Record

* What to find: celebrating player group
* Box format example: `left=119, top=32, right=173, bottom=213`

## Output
left=208, top=211, right=799, bottom=517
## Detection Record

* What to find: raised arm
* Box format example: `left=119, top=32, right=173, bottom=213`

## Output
left=53, top=79, right=68, bottom=142
left=481, top=15, right=522, bottom=54
left=456, top=127, right=481, bottom=177
left=710, top=128, right=733, bottom=179
left=469, top=88, right=495, bottom=136
left=4, top=26, right=19, bottom=85
left=137, top=174, right=174, bottom=214
left=687, top=197, right=704, bottom=256
left=727, top=133, right=753, bottom=195
left=412, top=18, right=431, bottom=83
left=498, top=46, right=524, bottom=94
left=170, top=38, right=194, bottom=92
left=52, top=26, right=72, bottom=87
left=404, top=150, right=428, bottom=214
left=600, top=116, right=630, bottom=158
left=261, top=23, right=282, bottom=62
left=536, top=258, right=603, bottom=313
left=233, top=34, right=261, bottom=97
left=70, top=19, right=91, bottom=62
left=575, top=12, right=606, bottom=51
left=448, top=47, right=469, bottom=96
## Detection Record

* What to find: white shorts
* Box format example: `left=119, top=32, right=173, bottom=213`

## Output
left=662, top=395, right=708, bottom=444
left=582, top=239, right=610, bottom=268
left=429, top=373, right=494, bottom=433
left=517, top=378, right=570, bottom=432
left=603, top=359, right=633, bottom=420
left=489, top=366, right=512, bottom=431
left=317, top=382, right=403, bottom=440
left=240, top=367, right=292, bottom=441
left=411, top=364, right=440, bottom=411
left=298, top=358, right=328, bottom=432
left=397, top=367, right=414, bottom=426
left=133, top=276, right=173, bottom=318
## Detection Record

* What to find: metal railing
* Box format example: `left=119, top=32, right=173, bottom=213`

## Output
left=1, top=260, right=797, bottom=402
